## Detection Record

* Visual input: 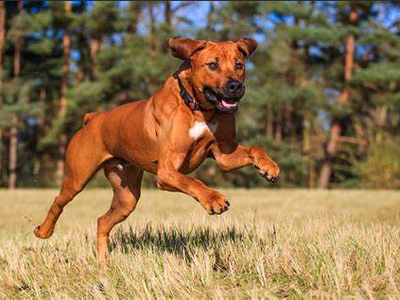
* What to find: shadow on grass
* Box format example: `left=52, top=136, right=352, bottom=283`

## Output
left=109, top=225, right=248, bottom=260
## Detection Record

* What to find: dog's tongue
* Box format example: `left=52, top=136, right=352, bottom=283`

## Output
left=221, top=99, right=237, bottom=108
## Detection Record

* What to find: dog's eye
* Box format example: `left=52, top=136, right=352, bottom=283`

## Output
left=207, top=62, right=218, bottom=70
left=235, top=62, right=244, bottom=70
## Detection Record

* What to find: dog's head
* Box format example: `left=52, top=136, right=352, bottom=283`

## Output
left=169, top=37, right=257, bottom=114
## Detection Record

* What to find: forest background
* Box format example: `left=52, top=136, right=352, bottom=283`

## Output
left=0, top=1, right=399, bottom=189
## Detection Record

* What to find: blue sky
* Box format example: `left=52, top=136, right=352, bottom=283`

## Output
left=74, top=1, right=400, bottom=41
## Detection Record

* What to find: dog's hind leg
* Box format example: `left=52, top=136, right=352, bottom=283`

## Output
left=34, top=128, right=111, bottom=239
left=97, top=161, right=143, bottom=261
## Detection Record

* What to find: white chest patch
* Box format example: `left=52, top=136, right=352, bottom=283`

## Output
left=189, top=121, right=218, bottom=140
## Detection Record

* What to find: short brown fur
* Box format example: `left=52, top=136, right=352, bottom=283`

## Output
left=34, top=37, right=280, bottom=261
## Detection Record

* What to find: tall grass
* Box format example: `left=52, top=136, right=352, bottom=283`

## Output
left=0, top=189, right=399, bottom=298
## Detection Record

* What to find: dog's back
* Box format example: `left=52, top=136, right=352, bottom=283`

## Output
left=83, top=111, right=101, bottom=127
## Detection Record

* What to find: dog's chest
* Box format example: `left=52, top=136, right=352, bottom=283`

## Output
left=189, top=121, right=217, bottom=140
left=178, top=121, right=218, bottom=174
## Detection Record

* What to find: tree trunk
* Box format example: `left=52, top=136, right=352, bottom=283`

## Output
left=76, top=1, right=86, bottom=82
left=38, top=87, right=46, bottom=138
left=319, top=5, right=357, bottom=188
left=285, top=103, right=295, bottom=143
left=88, top=2, right=104, bottom=78
left=373, top=105, right=388, bottom=143
left=0, top=1, right=4, bottom=101
left=129, top=2, right=141, bottom=35
left=33, top=88, right=47, bottom=177
left=266, top=101, right=273, bottom=139
left=148, top=2, right=157, bottom=54
left=0, top=128, right=2, bottom=186
left=149, top=2, right=156, bottom=36
left=164, top=1, right=171, bottom=28
left=8, top=1, right=23, bottom=189
left=76, top=34, right=85, bottom=82
left=56, top=1, right=71, bottom=187
left=8, top=118, right=18, bottom=189
left=89, top=39, right=100, bottom=78
left=0, top=1, right=5, bottom=186
left=309, top=160, right=316, bottom=188
left=125, top=1, right=141, bottom=44
left=275, top=105, right=283, bottom=142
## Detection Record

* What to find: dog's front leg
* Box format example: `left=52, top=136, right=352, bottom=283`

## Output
left=157, top=151, right=230, bottom=215
left=212, top=141, right=280, bottom=183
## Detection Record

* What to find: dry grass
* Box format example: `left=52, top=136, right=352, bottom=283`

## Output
left=0, top=189, right=399, bottom=298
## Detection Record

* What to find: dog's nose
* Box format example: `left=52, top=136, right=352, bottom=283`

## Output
left=226, top=80, right=243, bottom=96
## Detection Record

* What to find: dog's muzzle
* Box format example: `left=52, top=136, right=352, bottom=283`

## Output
left=203, top=84, right=245, bottom=114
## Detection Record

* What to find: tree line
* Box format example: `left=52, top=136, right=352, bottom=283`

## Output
left=0, top=1, right=400, bottom=189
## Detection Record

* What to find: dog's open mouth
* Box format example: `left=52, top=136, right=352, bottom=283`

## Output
left=203, top=88, right=240, bottom=114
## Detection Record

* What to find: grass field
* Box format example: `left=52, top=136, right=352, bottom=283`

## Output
left=0, top=189, right=399, bottom=298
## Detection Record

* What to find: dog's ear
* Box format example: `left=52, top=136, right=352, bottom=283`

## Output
left=168, top=37, right=206, bottom=60
left=236, top=37, right=258, bottom=58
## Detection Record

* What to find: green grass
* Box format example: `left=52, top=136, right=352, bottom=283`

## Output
left=0, top=189, right=400, bottom=298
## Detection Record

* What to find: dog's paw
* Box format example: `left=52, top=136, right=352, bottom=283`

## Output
left=201, top=192, right=230, bottom=215
left=34, top=225, right=54, bottom=239
left=255, top=161, right=280, bottom=183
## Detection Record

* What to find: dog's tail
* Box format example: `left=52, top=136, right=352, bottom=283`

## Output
left=83, top=111, right=100, bottom=127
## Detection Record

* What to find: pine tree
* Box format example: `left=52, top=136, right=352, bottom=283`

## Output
left=347, top=2, right=400, bottom=187
left=8, top=1, right=24, bottom=189
left=56, top=1, right=71, bottom=187
left=0, top=1, right=399, bottom=189
left=319, top=3, right=359, bottom=188
left=0, top=1, right=5, bottom=186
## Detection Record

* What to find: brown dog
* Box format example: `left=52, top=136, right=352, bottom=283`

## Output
left=34, top=37, right=280, bottom=260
